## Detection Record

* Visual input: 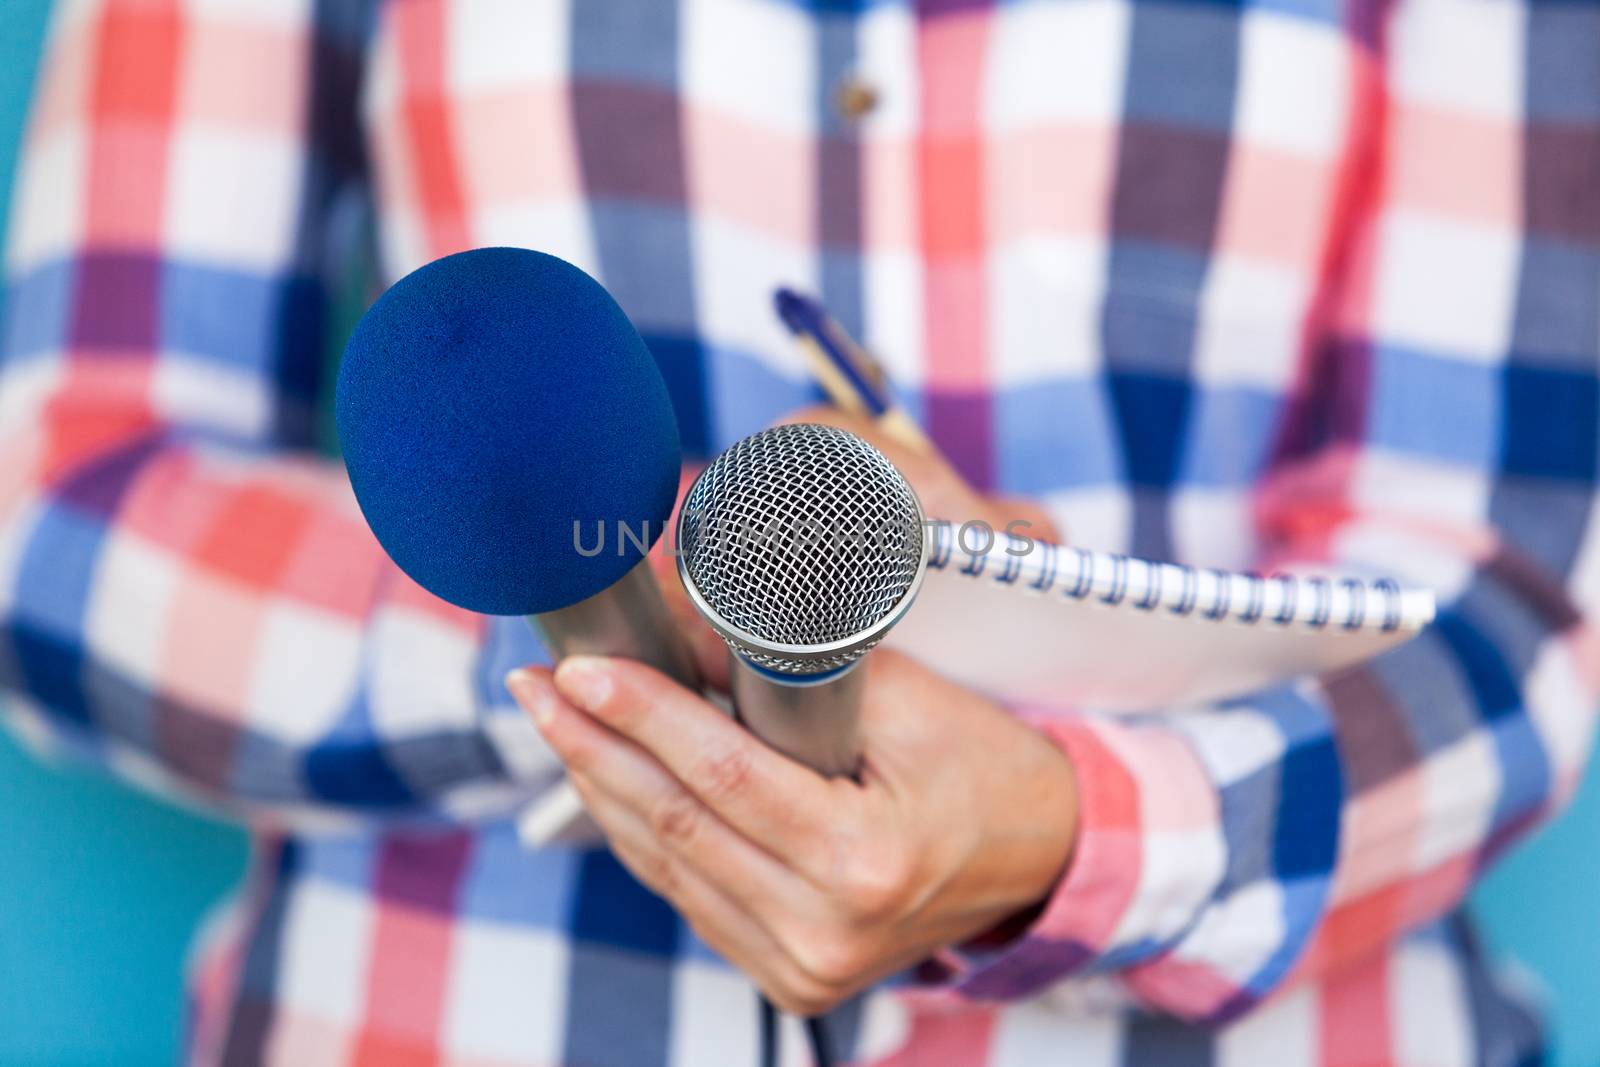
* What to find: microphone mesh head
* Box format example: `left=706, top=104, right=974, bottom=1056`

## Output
left=678, top=423, right=926, bottom=675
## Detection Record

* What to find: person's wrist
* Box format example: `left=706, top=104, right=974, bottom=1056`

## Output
left=987, top=732, right=1080, bottom=918
left=1019, top=741, right=1080, bottom=907
left=957, top=741, right=1079, bottom=953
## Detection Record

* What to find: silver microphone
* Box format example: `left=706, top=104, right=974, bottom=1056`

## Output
left=677, top=423, right=928, bottom=777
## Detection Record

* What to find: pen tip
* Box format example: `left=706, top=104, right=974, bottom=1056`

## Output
left=772, top=287, right=808, bottom=333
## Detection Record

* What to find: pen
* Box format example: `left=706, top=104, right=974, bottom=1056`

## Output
left=773, top=287, right=934, bottom=455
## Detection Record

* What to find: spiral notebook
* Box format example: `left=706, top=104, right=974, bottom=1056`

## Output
left=518, top=527, right=1437, bottom=846
left=884, top=525, right=1436, bottom=713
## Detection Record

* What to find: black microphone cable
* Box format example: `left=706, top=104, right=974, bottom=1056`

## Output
left=806, top=1013, right=836, bottom=1067
left=758, top=993, right=835, bottom=1067
left=759, top=995, right=777, bottom=1067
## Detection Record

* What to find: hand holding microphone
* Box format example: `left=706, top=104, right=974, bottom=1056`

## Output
left=334, top=244, right=1079, bottom=1017
left=508, top=632, right=1079, bottom=1015
left=507, top=420, right=1080, bottom=1017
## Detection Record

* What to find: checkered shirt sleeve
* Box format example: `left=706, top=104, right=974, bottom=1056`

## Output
left=0, top=0, right=558, bottom=829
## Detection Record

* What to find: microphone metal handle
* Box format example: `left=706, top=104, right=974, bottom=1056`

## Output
left=528, top=558, right=699, bottom=689
left=518, top=558, right=699, bottom=846
left=730, top=656, right=866, bottom=779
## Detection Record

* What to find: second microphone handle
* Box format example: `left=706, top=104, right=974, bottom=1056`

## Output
left=519, top=558, right=701, bottom=845
left=530, top=558, right=700, bottom=688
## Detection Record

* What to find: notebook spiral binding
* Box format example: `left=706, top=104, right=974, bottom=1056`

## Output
left=924, top=524, right=1435, bottom=634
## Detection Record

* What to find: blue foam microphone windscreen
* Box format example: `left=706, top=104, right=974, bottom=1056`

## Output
left=335, top=247, right=681, bottom=616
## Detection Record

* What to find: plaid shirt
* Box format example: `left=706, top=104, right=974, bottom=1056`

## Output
left=3, top=0, right=1597, bottom=1063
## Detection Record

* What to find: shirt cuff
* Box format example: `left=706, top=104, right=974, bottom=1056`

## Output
left=939, top=715, right=1227, bottom=1002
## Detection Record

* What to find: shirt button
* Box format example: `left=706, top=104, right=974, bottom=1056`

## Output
left=834, top=75, right=879, bottom=121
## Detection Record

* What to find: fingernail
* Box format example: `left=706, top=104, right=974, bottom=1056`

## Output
left=505, top=668, right=556, bottom=729
left=555, top=656, right=613, bottom=712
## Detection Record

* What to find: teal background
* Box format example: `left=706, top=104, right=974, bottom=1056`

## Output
left=0, top=2, right=1596, bottom=1064
left=0, top=5, right=250, bottom=1065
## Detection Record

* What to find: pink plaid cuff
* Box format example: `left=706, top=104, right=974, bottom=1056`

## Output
left=943, top=717, right=1226, bottom=1004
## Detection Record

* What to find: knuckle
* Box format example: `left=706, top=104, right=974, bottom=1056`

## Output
left=789, top=930, right=868, bottom=990
left=839, top=850, right=914, bottom=921
left=765, top=963, right=848, bottom=1018
left=647, top=788, right=703, bottom=847
left=772, top=983, right=842, bottom=1019
left=694, top=745, right=754, bottom=803
left=651, top=856, right=683, bottom=897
